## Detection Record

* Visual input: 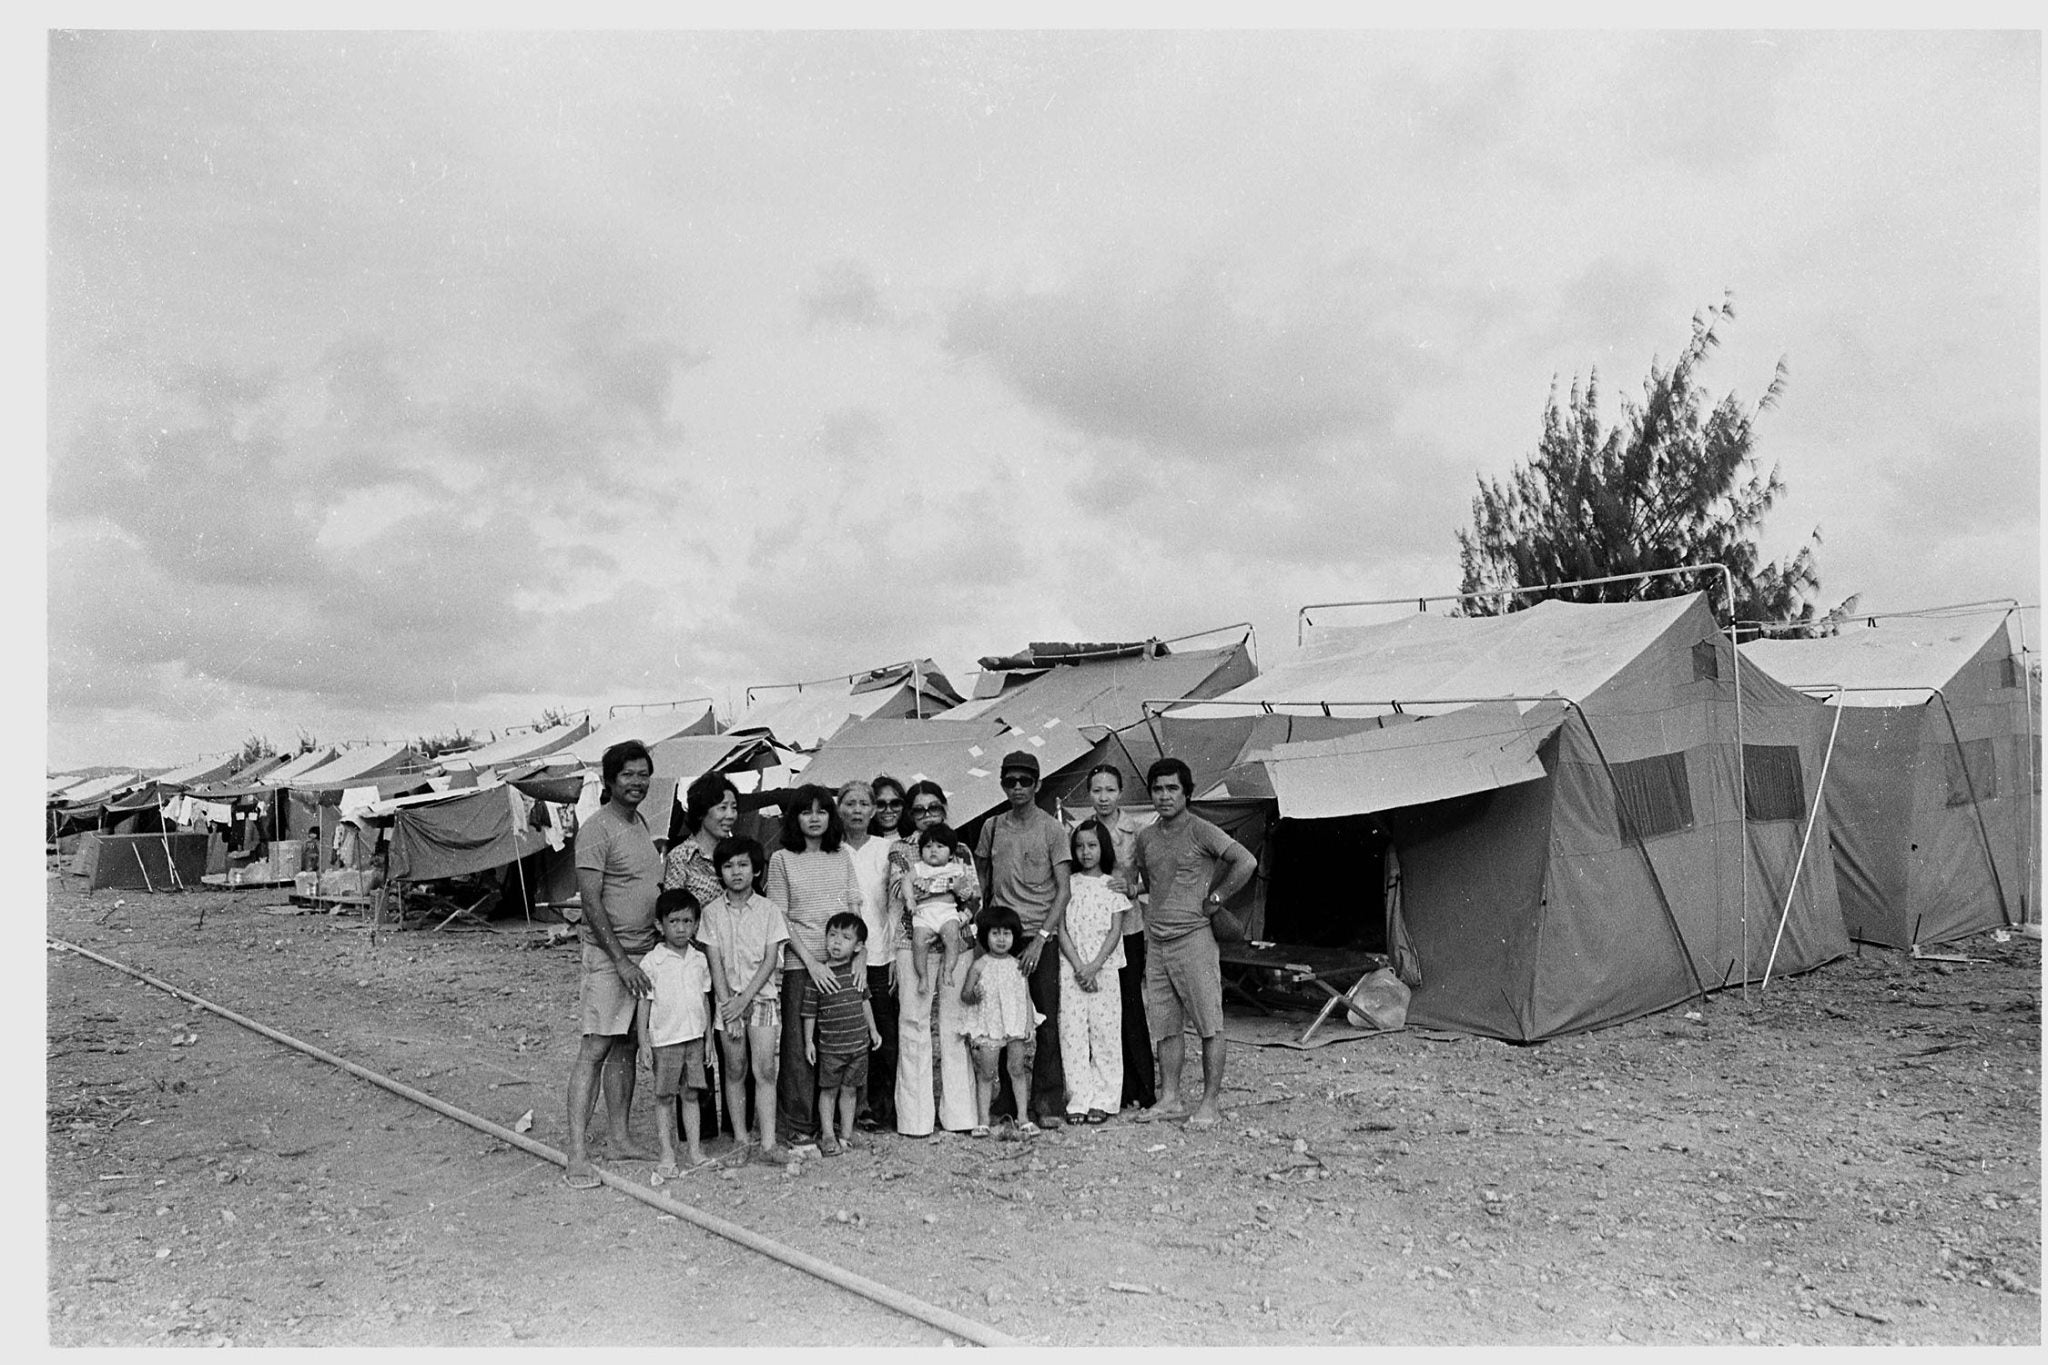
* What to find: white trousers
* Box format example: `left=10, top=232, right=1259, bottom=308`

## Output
left=932, top=950, right=980, bottom=1131
left=894, top=946, right=936, bottom=1136
left=1058, top=957, right=1124, bottom=1114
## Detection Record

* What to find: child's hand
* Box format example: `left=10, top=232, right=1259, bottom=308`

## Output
left=1077, top=968, right=1097, bottom=992
left=637, top=1044, right=653, bottom=1070
left=804, top=1038, right=816, bottom=1064
left=960, top=979, right=982, bottom=1005
left=719, top=997, right=744, bottom=1028
left=870, top=1027, right=883, bottom=1049
left=1106, top=874, right=1131, bottom=897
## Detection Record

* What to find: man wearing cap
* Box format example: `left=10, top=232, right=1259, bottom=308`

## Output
left=975, top=749, right=1073, bottom=1128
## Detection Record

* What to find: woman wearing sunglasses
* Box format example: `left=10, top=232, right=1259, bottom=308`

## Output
left=889, top=781, right=980, bottom=1135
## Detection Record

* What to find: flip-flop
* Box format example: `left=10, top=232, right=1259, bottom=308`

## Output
left=562, top=1170, right=602, bottom=1190
left=1184, top=1113, right=1219, bottom=1130
left=1086, top=1110, right=1110, bottom=1125
left=1015, top=1121, right=1041, bottom=1136
left=1132, top=1105, right=1186, bottom=1125
left=970, top=1125, right=991, bottom=1139
left=650, top=1163, right=683, bottom=1185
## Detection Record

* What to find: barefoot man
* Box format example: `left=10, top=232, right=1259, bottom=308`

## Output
left=1130, top=757, right=1255, bottom=1130
left=564, top=740, right=663, bottom=1186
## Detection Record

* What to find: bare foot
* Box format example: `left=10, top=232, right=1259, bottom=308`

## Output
left=1185, top=1105, right=1221, bottom=1130
left=605, top=1137, right=660, bottom=1163
left=563, top=1160, right=601, bottom=1189
left=1134, top=1099, right=1188, bottom=1124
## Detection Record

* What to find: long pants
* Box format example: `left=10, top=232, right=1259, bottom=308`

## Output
left=774, top=969, right=819, bottom=1147
left=993, top=941, right=1066, bottom=1122
left=933, top=950, right=979, bottom=1131
left=1118, top=932, right=1157, bottom=1109
left=893, top=946, right=936, bottom=1136
left=863, top=963, right=898, bottom=1128
left=1058, top=956, right=1123, bottom=1114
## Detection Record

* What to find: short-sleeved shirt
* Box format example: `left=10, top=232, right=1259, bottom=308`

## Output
left=764, top=847, right=864, bottom=970
left=1090, top=808, right=1150, bottom=932
left=800, top=960, right=871, bottom=1060
left=574, top=802, right=662, bottom=954
left=975, top=806, right=1072, bottom=935
left=1134, top=813, right=1245, bottom=943
left=640, top=941, right=712, bottom=1046
left=660, top=836, right=724, bottom=909
left=698, top=892, right=789, bottom=1002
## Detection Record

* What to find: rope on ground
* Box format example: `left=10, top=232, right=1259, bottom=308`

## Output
left=46, top=934, right=1019, bottom=1349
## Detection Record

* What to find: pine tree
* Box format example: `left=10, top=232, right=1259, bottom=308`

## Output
left=1456, top=295, right=1839, bottom=629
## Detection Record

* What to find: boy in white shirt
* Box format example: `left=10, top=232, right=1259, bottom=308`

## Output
left=636, top=889, right=713, bottom=1182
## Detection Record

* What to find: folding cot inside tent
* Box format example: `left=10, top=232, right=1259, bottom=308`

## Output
left=1744, top=613, right=2038, bottom=944
left=1182, top=594, right=1850, bottom=1040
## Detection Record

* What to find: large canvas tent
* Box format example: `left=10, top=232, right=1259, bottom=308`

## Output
left=1171, top=594, right=1850, bottom=1041
left=1743, top=613, right=2038, bottom=944
left=730, top=661, right=963, bottom=751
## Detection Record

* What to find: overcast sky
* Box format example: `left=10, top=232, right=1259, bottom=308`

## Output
left=45, top=28, right=2040, bottom=770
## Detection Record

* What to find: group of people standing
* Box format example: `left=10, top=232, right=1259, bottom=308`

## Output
left=562, top=739, right=1256, bottom=1185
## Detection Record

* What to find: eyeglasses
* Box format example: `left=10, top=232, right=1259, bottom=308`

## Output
left=910, top=803, right=944, bottom=817
left=999, top=775, right=1037, bottom=789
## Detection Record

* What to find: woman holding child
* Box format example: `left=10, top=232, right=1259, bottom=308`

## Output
left=890, top=782, right=982, bottom=1135
left=763, top=785, right=865, bottom=1152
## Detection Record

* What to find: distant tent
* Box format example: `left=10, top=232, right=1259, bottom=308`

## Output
left=435, top=718, right=594, bottom=773
left=731, top=661, right=963, bottom=751
left=792, top=717, right=1094, bottom=831
left=532, top=706, right=721, bottom=770
left=286, top=742, right=428, bottom=791
left=937, top=636, right=1259, bottom=806
left=147, top=753, right=244, bottom=792
left=1173, top=594, right=1850, bottom=1041
left=1744, top=613, right=2039, bottom=944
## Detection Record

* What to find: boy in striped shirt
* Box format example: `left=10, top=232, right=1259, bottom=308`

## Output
left=802, top=912, right=882, bottom=1156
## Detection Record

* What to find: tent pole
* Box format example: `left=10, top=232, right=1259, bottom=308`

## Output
left=2014, top=610, right=2036, bottom=925
left=1569, top=702, right=1710, bottom=1008
left=155, top=792, right=184, bottom=892
left=1763, top=687, right=1845, bottom=989
left=1931, top=689, right=2013, bottom=929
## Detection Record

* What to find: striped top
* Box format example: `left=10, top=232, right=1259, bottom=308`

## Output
left=763, top=846, right=864, bottom=970
left=800, top=959, right=871, bottom=1060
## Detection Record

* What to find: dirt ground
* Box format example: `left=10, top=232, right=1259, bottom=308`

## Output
left=45, top=864, right=2042, bottom=1346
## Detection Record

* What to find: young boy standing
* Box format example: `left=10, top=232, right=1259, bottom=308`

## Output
left=801, top=912, right=882, bottom=1157
left=635, top=889, right=714, bottom=1181
left=698, top=837, right=794, bottom=1166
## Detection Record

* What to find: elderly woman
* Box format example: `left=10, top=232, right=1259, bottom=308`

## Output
left=892, top=780, right=982, bottom=1136
left=836, top=779, right=900, bottom=1131
left=662, top=772, right=741, bottom=907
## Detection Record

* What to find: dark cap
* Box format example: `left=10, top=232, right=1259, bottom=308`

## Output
left=999, top=749, right=1040, bottom=779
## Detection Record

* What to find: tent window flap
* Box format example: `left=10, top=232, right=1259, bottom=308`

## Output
left=1610, top=752, right=1694, bottom=841
left=1743, top=744, right=1807, bottom=822
left=1944, top=738, right=1997, bottom=806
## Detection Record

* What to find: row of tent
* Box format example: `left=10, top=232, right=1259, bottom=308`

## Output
left=47, top=601, right=2037, bottom=1042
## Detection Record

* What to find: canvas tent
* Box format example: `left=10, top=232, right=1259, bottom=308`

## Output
left=793, top=716, right=1094, bottom=830
left=286, top=742, right=427, bottom=791
left=434, top=718, right=593, bottom=773
left=524, top=707, right=721, bottom=771
left=731, top=661, right=963, bottom=751
left=1170, top=594, right=1850, bottom=1041
left=938, top=636, right=1259, bottom=806
left=1743, top=613, right=2038, bottom=944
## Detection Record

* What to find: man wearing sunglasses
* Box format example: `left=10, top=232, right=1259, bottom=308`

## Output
left=975, top=750, right=1073, bottom=1129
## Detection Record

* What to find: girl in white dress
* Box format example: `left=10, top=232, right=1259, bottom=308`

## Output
left=1058, top=820, right=1129, bottom=1124
left=959, top=906, right=1036, bottom=1138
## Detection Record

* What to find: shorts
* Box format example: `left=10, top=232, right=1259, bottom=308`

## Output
left=815, top=1047, right=869, bottom=1091
left=651, top=1037, right=708, bottom=1099
left=1144, top=928, right=1224, bottom=1040
left=578, top=943, right=640, bottom=1037
left=717, top=991, right=782, bottom=1036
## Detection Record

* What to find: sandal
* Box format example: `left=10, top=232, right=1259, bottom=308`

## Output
left=561, top=1169, right=602, bottom=1190
left=818, top=1133, right=843, bottom=1157
left=1086, top=1109, right=1110, bottom=1125
left=1015, top=1121, right=1041, bottom=1136
left=1065, top=1112, right=1090, bottom=1127
left=970, top=1125, right=991, bottom=1139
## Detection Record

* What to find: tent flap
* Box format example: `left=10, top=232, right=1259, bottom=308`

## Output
left=1257, top=705, right=1567, bottom=820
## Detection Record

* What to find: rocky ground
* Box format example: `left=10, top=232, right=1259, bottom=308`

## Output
left=46, top=866, right=2041, bottom=1346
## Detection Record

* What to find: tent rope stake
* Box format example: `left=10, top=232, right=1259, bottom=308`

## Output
left=44, top=936, right=1014, bottom=1348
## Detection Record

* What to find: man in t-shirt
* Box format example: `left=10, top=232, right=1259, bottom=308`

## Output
left=975, top=749, right=1072, bottom=1127
left=1131, top=757, right=1256, bottom=1130
left=564, top=740, right=663, bottom=1187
